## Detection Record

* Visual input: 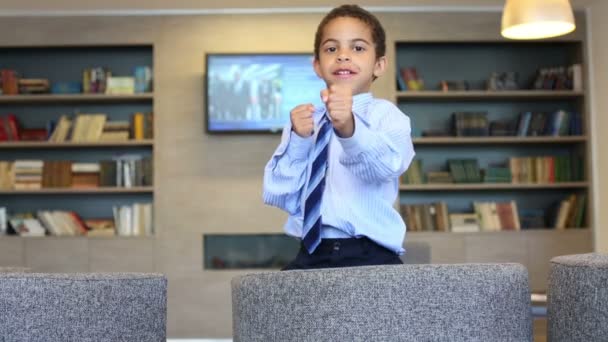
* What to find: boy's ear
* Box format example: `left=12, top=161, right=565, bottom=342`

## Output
left=313, top=58, right=323, bottom=79
left=373, top=56, right=387, bottom=78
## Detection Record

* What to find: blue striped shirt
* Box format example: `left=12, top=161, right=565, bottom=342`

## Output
left=263, top=92, right=415, bottom=254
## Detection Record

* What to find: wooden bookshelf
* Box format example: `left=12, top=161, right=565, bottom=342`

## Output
left=0, top=187, right=154, bottom=195
left=0, top=93, right=153, bottom=103
left=396, top=90, right=584, bottom=100
left=399, top=182, right=589, bottom=191
left=413, top=136, right=588, bottom=145
left=0, top=140, right=154, bottom=149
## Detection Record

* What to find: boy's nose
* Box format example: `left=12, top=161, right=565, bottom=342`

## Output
left=337, top=55, right=351, bottom=62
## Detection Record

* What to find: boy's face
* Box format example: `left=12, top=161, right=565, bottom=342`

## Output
left=314, top=16, right=386, bottom=95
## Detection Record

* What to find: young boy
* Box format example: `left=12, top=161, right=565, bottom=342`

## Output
left=263, top=4, right=415, bottom=270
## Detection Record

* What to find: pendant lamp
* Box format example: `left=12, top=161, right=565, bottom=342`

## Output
left=501, top=0, right=576, bottom=39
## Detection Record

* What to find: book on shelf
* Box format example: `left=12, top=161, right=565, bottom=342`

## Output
left=0, top=114, right=20, bottom=141
left=489, top=121, right=515, bottom=136
left=82, top=67, right=110, bottom=94
left=418, top=109, right=581, bottom=139
left=134, top=66, right=153, bottom=93
left=71, top=162, right=101, bottom=189
left=403, top=155, right=583, bottom=185
left=452, top=112, right=489, bottom=137
left=100, top=120, right=131, bottom=142
left=550, top=193, right=586, bottom=229
left=71, top=113, right=107, bottom=142
left=105, top=76, right=135, bottom=95
left=449, top=213, right=480, bottom=233
left=9, top=217, right=46, bottom=237
left=18, top=78, right=50, bottom=94
left=0, top=157, right=153, bottom=190
left=41, top=161, right=72, bottom=188
left=0, top=161, right=14, bottom=189
left=2, top=205, right=152, bottom=237
left=48, top=115, right=72, bottom=142
left=484, top=166, right=512, bottom=183
left=400, top=202, right=449, bottom=232
left=399, top=67, right=424, bottom=91
left=447, top=159, right=481, bottom=183
left=402, top=196, right=584, bottom=232
left=426, top=171, right=453, bottom=184
left=113, top=202, right=153, bottom=236
left=473, top=201, right=521, bottom=231
left=1, top=112, right=154, bottom=144
left=509, top=155, right=584, bottom=184
left=401, top=159, right=424, bottom=184
left=13, top=160, right=43, bottom=190
left=515, top=110, right=582, bottom=137
left=532, top=64, right=583, bottom=91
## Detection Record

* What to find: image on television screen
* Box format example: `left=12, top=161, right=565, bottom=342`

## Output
left=206, top=53, right=327, bottom=133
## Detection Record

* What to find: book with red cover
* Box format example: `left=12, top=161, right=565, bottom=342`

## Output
left=0, top=116, right=8, bottom=141
left=6, top=114, right=20, bottom=141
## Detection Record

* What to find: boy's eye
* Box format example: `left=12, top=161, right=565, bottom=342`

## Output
left=354, top=46, right=365, bottom=52
left=325, top=46, right=337, bottom=53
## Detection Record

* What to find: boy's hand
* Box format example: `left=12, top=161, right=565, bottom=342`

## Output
left=290, top=104, right=315, bottom=138
left=321, top=85, right=354, bottom=138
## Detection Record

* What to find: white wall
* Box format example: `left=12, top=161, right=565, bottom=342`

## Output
left=588, top=0, right=608, bottom=253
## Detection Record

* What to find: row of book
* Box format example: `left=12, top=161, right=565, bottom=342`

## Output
left=515, top=111, right=583, bottom=137
left=510, top=156, right=584, bottom=184
left=0, top=112, right=153, bottom=142
left=0, top=203, right=153, bottom=237
left=0, top=67, right=153, bottom=95
left=402, top=156, right=584, bottom=185
left=531, top=64, right=583, bottom=91
left=0, top=157, right=153, bottom=190
left=423, top=110, right=583, bottom=138
left=396, top=64, right=583, bottom=93
left=400, top=194, right=585, bottom=232
left=83, top=66, right=152, bottom=94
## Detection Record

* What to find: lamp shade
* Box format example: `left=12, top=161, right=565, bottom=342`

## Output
left=501, top=0, right=576, bottom=39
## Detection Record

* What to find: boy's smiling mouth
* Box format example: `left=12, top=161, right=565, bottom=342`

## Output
left=333, top=68, right=357, bottom=79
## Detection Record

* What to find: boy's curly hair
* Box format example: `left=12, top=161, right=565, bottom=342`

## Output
left=314, top=4, right=386, bottom=60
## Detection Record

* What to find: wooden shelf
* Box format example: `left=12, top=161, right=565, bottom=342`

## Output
left=413, top=136, right=588, bottom=145
left=0, top=93, right=153, bottom=103
left=396, top=90, right=583, bottom=100
left=400, top=182, right=589, bottom=191
left=0, top=187, right=154, bottom=195
left=0, top=140, right=154, bottom=149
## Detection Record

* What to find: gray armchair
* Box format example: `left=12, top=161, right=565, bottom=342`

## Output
left=0, top=272, right=167, bottom=341
left=547, top=253, right=608, bottom=342
left=232, top=263, right=532, bottom=341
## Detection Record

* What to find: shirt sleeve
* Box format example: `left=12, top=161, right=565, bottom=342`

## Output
left=263, top=123, right=313, bottom=215
left=336, top=102, right=415, bottom=184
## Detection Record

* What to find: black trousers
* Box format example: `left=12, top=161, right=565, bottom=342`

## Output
left=282, top=236, right=403, bottom=270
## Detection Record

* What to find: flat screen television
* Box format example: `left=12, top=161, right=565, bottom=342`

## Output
left=205, top=53, right=327, bottom=133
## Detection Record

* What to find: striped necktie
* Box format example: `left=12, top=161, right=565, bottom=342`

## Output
left=302, top=115, right=332, bottom=254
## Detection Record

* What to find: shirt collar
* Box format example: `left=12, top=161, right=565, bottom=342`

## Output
left=314, top=92, right=373, bottom=125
